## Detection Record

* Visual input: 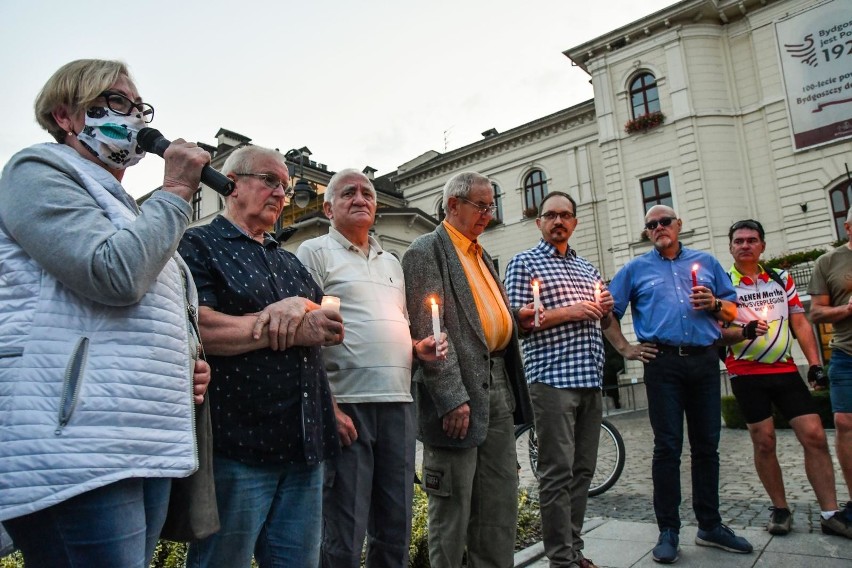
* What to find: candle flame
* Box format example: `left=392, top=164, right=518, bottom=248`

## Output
left=531, top=279, right=539, bottom=287
left=430, top=297, right=437, bottom=307
left=692, top=263, right=699, bottom=271
left=595, top=281, right=601, bottom=291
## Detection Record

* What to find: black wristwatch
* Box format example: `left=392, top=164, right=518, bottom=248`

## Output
left=711, top=298, right=722, bottom=313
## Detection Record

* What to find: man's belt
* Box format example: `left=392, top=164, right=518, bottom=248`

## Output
left=655, top=344, right=715, bottom=357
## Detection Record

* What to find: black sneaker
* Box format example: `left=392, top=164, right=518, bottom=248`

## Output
left=767, top=507, right=792, bottom=535
left=821, top=509, right=852, bottom=539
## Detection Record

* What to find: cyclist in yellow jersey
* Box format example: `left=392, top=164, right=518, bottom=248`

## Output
left=719, top=219, right=850, bottom=539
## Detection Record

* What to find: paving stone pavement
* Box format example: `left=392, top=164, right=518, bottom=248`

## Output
left=514, top=407, right=852, bottom=567
left=546, top=408, right=850, bottom=532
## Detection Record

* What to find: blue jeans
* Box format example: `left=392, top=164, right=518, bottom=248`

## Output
left=187, top=455, right=323, bottom=568
left=644, top=350, right=722, bottom=532
left=3, top=477, right=170, bottom=568
left=829, top=349, right=852, bottom=413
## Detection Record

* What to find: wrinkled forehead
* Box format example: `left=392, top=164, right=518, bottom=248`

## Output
left=339, top=175, right=375, bottom=195
left=731, top=228, right=762, bottom=242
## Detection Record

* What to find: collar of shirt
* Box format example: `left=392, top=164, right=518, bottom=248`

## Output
left=328, top=226, right=383, bottom=257
left=729, top=264, right=771, bottom=286
left=443, top=220, right=481, bottom=257
left=651, top=242, right=684, bottom=261
left=213, top=215, right=279, bottom=248
left=536, top=238, right=577, bottom=259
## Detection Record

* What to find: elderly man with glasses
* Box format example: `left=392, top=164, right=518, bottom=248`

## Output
left=505, top=191, right=615, bottom=568
left=401, top=171, right=534, bottom=568
left=718, top=219, right=850, bottom=538
left=605, top=205, right=753, bottom=563
left=178, top=145, right=344, bottom=568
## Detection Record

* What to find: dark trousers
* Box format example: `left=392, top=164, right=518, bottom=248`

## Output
left=644, top=350, right=722, bottom=532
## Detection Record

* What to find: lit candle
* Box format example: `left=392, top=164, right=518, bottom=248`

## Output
left=321, top=295, right=340, bottom=314
left=532, top=280, right=541, bottom=327
left=691, top=264, right=699, bottom=288
left=594, top=281, right=602, bottom=329
left=761, top=304, right=769, bottom=320
left=430, top=297, right=441, bottom=356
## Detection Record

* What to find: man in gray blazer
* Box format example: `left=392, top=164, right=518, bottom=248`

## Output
left=402, top=171, right=535, bottom=568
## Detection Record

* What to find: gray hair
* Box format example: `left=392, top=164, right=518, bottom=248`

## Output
left=442, top=171, right=492, bottom=212
left=325, top=168, right=374, bottom=204
left=220, top=145, right=286, bottom=178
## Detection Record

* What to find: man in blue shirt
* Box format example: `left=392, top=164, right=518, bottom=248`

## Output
left=607, top=205, right=752, bottom=563
left=506, top=191, right=614, bottom=568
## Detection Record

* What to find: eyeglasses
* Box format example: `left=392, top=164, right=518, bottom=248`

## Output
left=98, top=91, right=155, bottom=123
left=644, top=216, right=677, bottom=231
left=458, top=197, right=498, bottom=216
left=234, top=173, right=295, bottom=197
left=539, top=211, right=576, bottom=221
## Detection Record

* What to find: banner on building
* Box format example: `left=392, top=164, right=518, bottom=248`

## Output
left=776, top=0, right=852, bottom=150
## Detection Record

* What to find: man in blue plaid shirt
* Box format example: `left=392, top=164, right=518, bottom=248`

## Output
left=506, top=191, right=615, bottom=568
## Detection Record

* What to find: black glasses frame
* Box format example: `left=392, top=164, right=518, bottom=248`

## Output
left=644, top=216, right=677, bottom=231
left=539, top=211, right=576, bottom=221
left=99, top=91, right=155, bottom=123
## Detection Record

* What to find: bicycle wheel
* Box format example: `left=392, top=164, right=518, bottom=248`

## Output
left=513, top=423, right=540, bottom=491
left=589, top=419, right=625, bottom=497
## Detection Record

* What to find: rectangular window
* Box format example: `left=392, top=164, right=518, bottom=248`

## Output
left=191, top=191, right=203, bottom=222
left=640, top=173, right=672, bottom=213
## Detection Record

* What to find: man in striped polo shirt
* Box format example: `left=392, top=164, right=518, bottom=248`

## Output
left=720, top=219, right=850, bottom=538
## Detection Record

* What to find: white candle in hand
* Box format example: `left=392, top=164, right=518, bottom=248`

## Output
left=532, top=280, right=540, bottom=328
left=431, top=297, right=441, bottom=356
left=321, top=295, right=340, bottom=314
left=594, top=281, right=602, bottom=329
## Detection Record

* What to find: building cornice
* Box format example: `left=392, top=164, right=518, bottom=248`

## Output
left=393, top=101, right=597, bottom=187
left=564, top=0, right=784, bottom=73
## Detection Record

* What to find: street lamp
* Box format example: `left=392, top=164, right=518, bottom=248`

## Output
left=286, top=147, right=317, bottom=208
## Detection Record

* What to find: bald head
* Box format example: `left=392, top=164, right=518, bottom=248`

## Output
left=645, top=204, right=677, bottom=223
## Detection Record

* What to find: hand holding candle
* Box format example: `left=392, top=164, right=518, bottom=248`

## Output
left=532, top=280, right=541, bottom=327
left=430, top=297, right=441, bottom=356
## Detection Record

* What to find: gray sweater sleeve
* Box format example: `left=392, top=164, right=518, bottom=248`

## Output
left=0, top=148, right=192, bottom=306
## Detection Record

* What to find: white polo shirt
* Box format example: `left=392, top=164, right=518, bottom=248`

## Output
left=296, top=227, right=413, bottom=403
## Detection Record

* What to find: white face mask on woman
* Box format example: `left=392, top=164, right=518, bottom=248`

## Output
left=77, top=105, right=146, bottom=169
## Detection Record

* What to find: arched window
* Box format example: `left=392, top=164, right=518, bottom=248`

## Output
left=630, top=72, right=660, bottom=118
left=829, top=180, right=852, bottom=240
left=523, top=170, right=548, bottom=214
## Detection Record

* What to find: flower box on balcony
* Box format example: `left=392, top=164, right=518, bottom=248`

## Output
left=624, top=111, right=665, bottom=134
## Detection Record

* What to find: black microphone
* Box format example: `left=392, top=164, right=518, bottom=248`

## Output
left=137, top=127, right=234, bottom=196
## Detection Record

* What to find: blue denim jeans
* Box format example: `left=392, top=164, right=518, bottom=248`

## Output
left=187, top=455, right=323, bottom=568
left=3, top=477, right=170, bottom=568
left=644, top=350, right=722, bottom=532
left=829, top=348, right=852, bottom=413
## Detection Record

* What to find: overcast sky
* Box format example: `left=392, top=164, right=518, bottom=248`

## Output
left=0, top=0, right=676, bottom=198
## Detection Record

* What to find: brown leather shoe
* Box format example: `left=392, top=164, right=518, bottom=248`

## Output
left=578, top=558, right=599, bottom=568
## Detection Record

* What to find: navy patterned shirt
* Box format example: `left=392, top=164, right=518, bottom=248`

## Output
left=505, top=239, right=604, bottom=389
left=179, top=215, right=339, bottom=466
